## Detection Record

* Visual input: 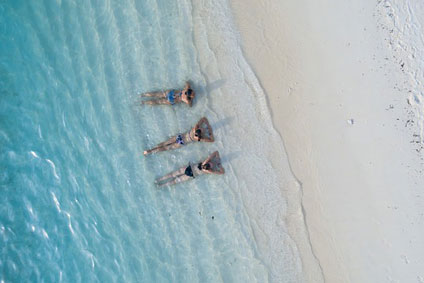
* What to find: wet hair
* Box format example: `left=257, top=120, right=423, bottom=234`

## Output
left=198, top=162, right=211, bottom=171
left=202, top=163, right=211, bottom=170
left=186, top=89, right=193, bottom=101
left=194, top=129, right=202, bottom=140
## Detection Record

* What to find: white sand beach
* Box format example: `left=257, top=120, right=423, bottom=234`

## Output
left=231, top=0, right=424, bottom=282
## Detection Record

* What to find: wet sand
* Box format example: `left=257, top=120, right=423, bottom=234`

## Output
left=231, top=0, right=424, bottom=281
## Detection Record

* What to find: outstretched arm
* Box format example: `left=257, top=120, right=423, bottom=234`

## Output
left=195, top=117, right=207, bottom=129
left=202, top=164, right=224, bottom=175
left=203, top=118, right=214, bottom=142
left=193, top=117, right=214, bottom=142
left=203, top=151, right=219, bottom=164
left=203, top=151, right=225, bottom=175
left=213, top=164, right=225, bottom=175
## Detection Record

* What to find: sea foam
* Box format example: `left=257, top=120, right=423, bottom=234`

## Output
left=0, top=0, right=316, bottom=282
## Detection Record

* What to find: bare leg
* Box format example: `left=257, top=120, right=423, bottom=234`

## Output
left=156, top=167, right=186, bottom=183
left=144, top=136, right=178, bottom=155
left=144, top=142, right=181, bottom=155
left=140, top=91, right=166, bottom=97
left=141, top=98, right=171, bottom=105
left=158, top=174, right=192, bottom=187
left=144, top=141, right=183, bottom=155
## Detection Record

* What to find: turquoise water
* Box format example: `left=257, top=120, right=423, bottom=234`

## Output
left=0, top=0, right=314, bottom=281
left=0, top=0, right=277, bottom=282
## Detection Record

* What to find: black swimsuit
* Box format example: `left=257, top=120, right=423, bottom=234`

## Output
left=184, top=165, right=194, bottom=178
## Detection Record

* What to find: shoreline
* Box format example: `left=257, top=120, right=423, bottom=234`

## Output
left=189, top=0, right=324, bottom=281
left=230, top=0, right=424, bottom=282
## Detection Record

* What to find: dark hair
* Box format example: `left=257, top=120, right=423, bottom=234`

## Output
left=202, top=163, right=211, bottom=170
left=195, top=129, right=202, bottom=140
left=186, top=89, right=193, bottom=101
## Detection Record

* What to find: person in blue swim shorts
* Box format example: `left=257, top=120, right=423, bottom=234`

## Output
left=143, top=117, right=214, bottom=155
left=141, top=81, right=194, bottom=107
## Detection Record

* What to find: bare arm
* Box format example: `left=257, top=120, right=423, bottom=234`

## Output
left=201, top=136, right=213, bottom=142
left=203, top=151, right=224, bottom=174
left=195, top=117, right=207, bottom=129
left=203, top=118, right=214, bottom=142
left=188, top=125, right=200, bottom=142
left=191, top=118, right=203, bottom=141
left=203, top=151, right=219, bottom=164
left=193, top=117, right=214, bottom=142
left=213, top=165, right=225, bottom=175
left=202, top=164, right=224, bottom=175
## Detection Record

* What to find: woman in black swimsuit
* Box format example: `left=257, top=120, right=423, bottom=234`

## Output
left=155, top=151, right=225, bottom=187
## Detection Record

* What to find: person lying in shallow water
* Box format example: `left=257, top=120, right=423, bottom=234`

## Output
left=143, top=117, right=214, bottom=155
left=140, top=81, right=195, bottom=107
left=156, top=151, right=225, bottom=187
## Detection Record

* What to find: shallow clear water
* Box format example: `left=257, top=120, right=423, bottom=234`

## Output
left=0, top=0, right=305, bottom=282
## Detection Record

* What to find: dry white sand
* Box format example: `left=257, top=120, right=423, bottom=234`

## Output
left=231, top=0, right=424, bottom=282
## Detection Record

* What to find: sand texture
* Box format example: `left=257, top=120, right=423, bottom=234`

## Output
left=231, top=0, right=424, bottom=282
